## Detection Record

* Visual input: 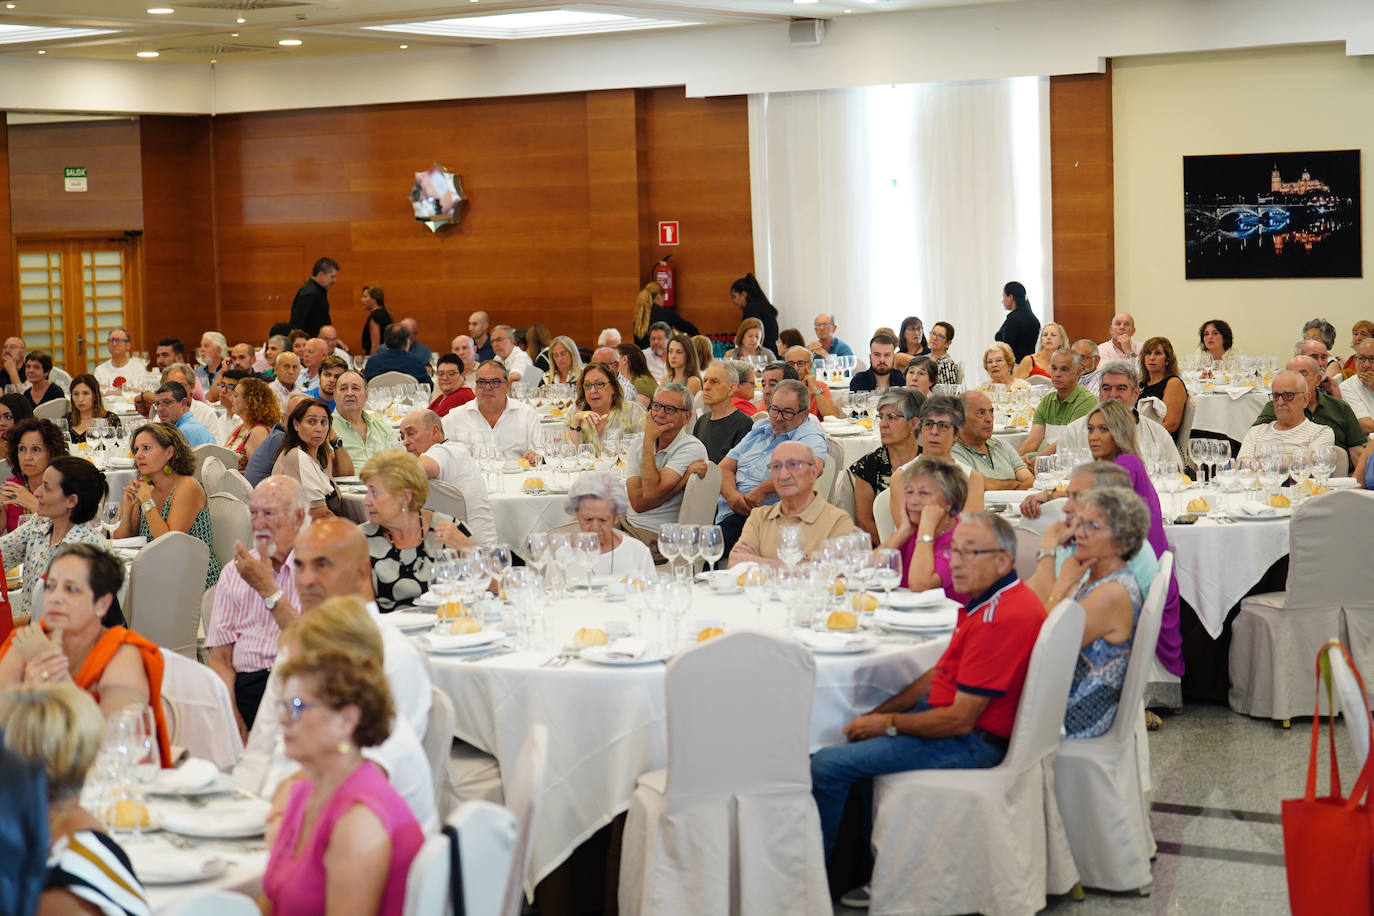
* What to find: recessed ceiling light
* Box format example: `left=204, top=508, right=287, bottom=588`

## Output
left=236, top=17, right=245, bottom=23
left=137, top=50, right=158, bottom=57
left=0, top=23, right=117, bottom=44
left=36, top=49, right=43, bottom=53
left=278, top=38, right=301, bottom=46
left=398, top=44, right=407, bottom=48
left=230, top=32, right=238, bottom=36
left=365, top=9, right=694, bottom=40
left=793, top=0, right=820, bottom=4
left=5, top=4, right=15, bottom=9
left=147, top=7, right=174, bottom=13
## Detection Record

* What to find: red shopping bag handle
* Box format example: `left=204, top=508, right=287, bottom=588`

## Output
left=1306, top=641, right=1374, bottom=809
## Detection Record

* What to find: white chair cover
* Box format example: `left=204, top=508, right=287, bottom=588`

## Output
left=193, top=443, right=239, bottom=478
left=126, top=532, right=210, bottom=659
left=450, top=739, right=504, bottom=809
left=1327, top=641, right=1372, bottom=769
left=218, top=468, right=253, bottom=505
left=49, top=367, right=72, bottom=396
left=1053, top=553, right=1173, bottom=892
left=403, top=800, right=520, bottom=916
left=1175, top=394, right=1198, bottom=459
left=1230, top=490, right=1374, bottom=719
left=200, top=455, right=227, bottom=497
left=676, top=460, right=721, bottom=527
left=424, top=687, right=457, bottom=821
left=822, top=436, right=846, bottom=502
left=424, top=478, right=468, bottom=523
left=815, top=454, right=837, bottom=507
left=199, top=585, right=216, bottom=648
left=369, top=370, right=421, bottom=389
left=873, top=487, right=896, bottom=542
left=159, top=648, right=244, bottom=769
left=503, top=723, right=549, bottom=913
left=159, top=890, right=259, bottom=916
left=618, top=631, right=830, bottom=916
left=870, top=600, right=1085, bottom=916
left=207, top=493, right=251, bottom=571
left=33, top=398, right=70, bottom=422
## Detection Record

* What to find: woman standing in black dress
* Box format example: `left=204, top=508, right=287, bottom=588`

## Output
left=730, top=274, right=779, bottom=357
left=359, top=284, right=393, bottom=356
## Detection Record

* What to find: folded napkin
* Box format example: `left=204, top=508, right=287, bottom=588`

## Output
left=418, top=629, right=503, bottom=652
left=151, top=757, right=218, bottom=794
left=875, top=606, right=959, bottom=630
left=1237, top=501, right=1282, bottom=518
left=794, top=629, right=867, bottom=652
left=158, top=796, right=270, bottom=837
left=604, top=637, right=648, bottom=660
left=1223, top=385, right=1257, bottom=399
left=110, top=536, right=148, bottom=549
left=124, top=841, right=225, bottom=884
left=886, top=587, right=951, bottom=608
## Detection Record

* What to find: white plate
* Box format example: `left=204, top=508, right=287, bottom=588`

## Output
left=332, top=475, right=363, bottom=485
left=423, top=637, right=510, bottom=656
left=579, top=645, right=672, bottom=666
left=1228, top=504, right=1292, bottom=521
left=792, top=629, right=878, bottom=654
left=156, top=797, right=271, bottom=839
left=876, top=606, right=959, bottom=631
left=883, top=588, right=951, bottom=609
left=147, top=758, right=221, bottom=795
left=124, top=840, right=227, bottom=885
left=981, top=490, right=1026, bottom=505
left=418, top=629, right=507, bottom=652
left=1328, top=477, right=1358, bottom=489
left=414, top=592, right=447, bottom=607
left=383, top=611, right=438, bottom=633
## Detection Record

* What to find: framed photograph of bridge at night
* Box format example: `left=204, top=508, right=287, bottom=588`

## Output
left=1183, top=149, right=1361, bottom=279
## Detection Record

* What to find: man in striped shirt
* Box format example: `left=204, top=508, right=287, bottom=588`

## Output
left=205, top=476, right=307, bottom=737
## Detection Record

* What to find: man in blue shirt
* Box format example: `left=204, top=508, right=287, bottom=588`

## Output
left=717, top=378, right=828, bottom=554
left=363, top=324, right=431, bottom=386
left=153, top=380, right=216, bottom=446
left=809, top=313, right=854, bottom=360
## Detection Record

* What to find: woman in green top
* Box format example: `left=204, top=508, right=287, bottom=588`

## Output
left=615, top=344, right=657, bottom=407
left=566, top=361, right=646, bottom=456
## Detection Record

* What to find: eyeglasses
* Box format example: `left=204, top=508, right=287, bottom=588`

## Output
left=107, top=335, right=128, bottom=344
left=767, top=404, right=802, bottom=420
left=435, top=370, right=461, bottom=379
left=786, top=360, right=812, bottom=370
left=475, top=378, right=505, bottom=389
left=876, top=411, right=907, bottom=423
left=923, top=419, right=955, bottom=432
left=767, top=458, right=813, bottom=474
left=583, top=381, right=609, bottom=391
left=1070, top=517, right=1105, bottom=535
left=1270, top=391, right=1301, bottom=403
left=1356, top=355, right=1374, bottom=364
left=278, top=697, right=323, bottom=721
left=648, top=400, right=687, bottom=415
left=949, top=546, right=1008, bottom=559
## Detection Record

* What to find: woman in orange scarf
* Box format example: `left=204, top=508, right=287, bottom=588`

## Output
left=0, top=542, right=170, bottom=766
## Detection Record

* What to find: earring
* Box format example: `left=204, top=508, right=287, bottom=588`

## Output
left=337, top=739, right=353, bottom=755
left=163, top=466, right=172, bottom=476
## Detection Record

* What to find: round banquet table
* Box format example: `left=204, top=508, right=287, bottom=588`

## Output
left=421, top=588, right=949, bottom=897
left=1006, top=486, right=1290, bottom=639
left=1189, top=388, right=1268, bottom=443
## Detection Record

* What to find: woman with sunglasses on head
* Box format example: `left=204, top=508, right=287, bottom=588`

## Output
left=565, top=362, right=647, bottom=456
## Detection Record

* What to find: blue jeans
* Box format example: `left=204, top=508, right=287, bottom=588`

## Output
left=810, top=699, right=1008, bottom=857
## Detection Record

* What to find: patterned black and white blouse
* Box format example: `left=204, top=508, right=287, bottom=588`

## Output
left=46, top=829, right=150, bottom=916
left=361, top=522, right=447, bottom=612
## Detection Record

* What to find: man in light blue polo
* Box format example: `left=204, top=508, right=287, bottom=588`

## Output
left=808, top=313, right=854, bottom=360
left=153, top=380, right=215, bottom=447
left=716, top=379, right=827, bottom=555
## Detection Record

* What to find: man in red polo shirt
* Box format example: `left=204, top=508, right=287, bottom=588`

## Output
left=428, top=353, right=474, bottom=417
left=810, top=511, right=1045, bottom=905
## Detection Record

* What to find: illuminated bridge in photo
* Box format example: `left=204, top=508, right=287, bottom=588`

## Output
left=1190, top=202, right=1336, bottom=239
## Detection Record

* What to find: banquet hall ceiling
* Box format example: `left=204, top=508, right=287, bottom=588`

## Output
left=0, top=0, right=1025, bottom=64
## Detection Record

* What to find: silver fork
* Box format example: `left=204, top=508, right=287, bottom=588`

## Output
left=541, top=649, right=578, bottom=668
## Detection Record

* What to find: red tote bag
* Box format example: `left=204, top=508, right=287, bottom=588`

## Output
left=1281, top=642, right=1374, bottom=915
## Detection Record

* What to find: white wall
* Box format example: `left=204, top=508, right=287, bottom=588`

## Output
left=1114, top=43, right=1374, bottom=361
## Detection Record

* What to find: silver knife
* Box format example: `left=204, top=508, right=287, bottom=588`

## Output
left=460, top=645, right=516, bottom=663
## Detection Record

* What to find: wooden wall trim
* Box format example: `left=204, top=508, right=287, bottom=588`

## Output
left=0, top=116, right=14, bottom=341
left=1049, top=65, right=1114, bottom=344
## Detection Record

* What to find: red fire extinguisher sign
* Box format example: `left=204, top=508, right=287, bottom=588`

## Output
left=658, top=221, right=680, bottom=246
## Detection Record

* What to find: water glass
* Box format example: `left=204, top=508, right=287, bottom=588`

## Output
left=699, top=525, right=724, bottom=572
left=777, top=523, right=805, bottom=571
left=871, top=547, right=902, bottom=607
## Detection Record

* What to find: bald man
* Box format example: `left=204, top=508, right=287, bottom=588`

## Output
left=399, top=317, right=433, bottom=367
left=728, top=440, right=853, bottom=567
left=808, top=313, right=854, bottom=360
left=234, top=518, right=437, bottom=830
left=451, top=335, right=478, bottom=389
left=469, top=310, right=494, bottom=361
left=1251, top=354, right=1365, bottom=470
left=2, top=336, right=25, bottom=389
left=1097, top=313, right=1139, bottom=362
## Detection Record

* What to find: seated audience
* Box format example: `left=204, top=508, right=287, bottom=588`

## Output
left=363, top=324, right=430, bottom=385
left=4, top=418, right=68, bottom=533
left=616, top=344, right=658, bottom=405
left=849, top=333, right=902, bottom=392
left=664, top=333, right=703, bottom=396
left=490, top=324, right=535, bottom=389
left=728, top=440, right=853, bottom=566
left=247, top=393, right=307, bottom=488
left=0, top=456, right=108, bottom=623
left=728, top=360, right=761, bottom=416
left=260, top=625, right=423, bottom=915
left=926, top=321, right=960, bottom=384
left=225, top=377, right=281, bottom=472
left=758, top=361, right=799, bottom=413
left=809, top=313, right=854, bottom=360
left=317, top=325, right=349, bottom=359
left=904, top=355, right=935, bottom=397
left=640, top=321, right=671, bottom=383
left=0, top=336, right=25, bottom=390
left=197, top=331, right=229, bottom=399
left=442, top=361, right=539, bottom=463
left=0, top=543, right=171, bottom=764
left=399, top=409, right=499, bottom=547
left=451, top=335, right=478, bottom=389
left=1015, top=321, right=1067, bottom=380
left=1074, top=339, right=1103, bottom=397
left=332, top=371, right=396, bottom=468
left=784, top=346, right=843, bottom=419
left=1017, top=348, right=1097, bottom=460
left=1303, top=318, right=1344, bottom=381
left=542, top=335, right=584, bottom=386
left=260, top=333, right=290, bottom=377
left=597, top=328, right=622, bottom=348
left=897, top=315, right=930, bottom=364
left=954, top=391, right=1033, bottom=490
left=625, top=382, right=708, bottom=542
left=206, top=476, right=308, bottom=735
left=1139, top=336, right=1189, bottom=442
left=1199, top=319, right=1234, bottom=365
left=694, top=362, right=754, bottom=463
left=21, top=351, right=64, bottom=409
left=1342, top=320, right=1373, bottom=379
left=716, top=379, right=827, bottom=553
left=568, top=473, right=655, bottom=579
left=399, top=318, right=432, bottom=367
left=468, top=311, right=494, bottom=363
left=882, top=455, right=971, bottom=604
left=151, top=380, right=216, bottom=447
left=0, top=391, right=33, bottom=439
left=0, top=682, right=150, bottom=916
left=811, top=511, right=1045, bottom=873
left=1340, top=338, right=1374, bottom=435
left=1238, top=371, right=1336, bottom=460
left=979, top=343, right=1030, bottom=392
left=295, top=337, right=328, bottom=394
left=691, top=334, right=715, bottom=373
left=235, top=521, right=435, bottom=832
left=93, top=326, right=148, bottom=389
left=891, top=396, right=986, bottom=513
left=315, top=355, right=348, bottom=410
left=211, top=367, right=252, bottom=424
left=1098, top=312, right=1140, bottom=362
left=360, top=450, right=468, bottom=612
left=1251, top=354, right=1362, bottom=467
left=273, top=398, right=355, bottom=519
left=850, top=389, right=923, bottom=545
left=565, top=361, right=647, bottom=455
left=271, top=351, right=302, bottom=409
left=778, top=327, right=806, bottom=351
left=592, top=345, right=640, bottom=403
left=1050, top=360, right=1181, bottom=463
left=723, top=317, right=777, bottom=363
left=116, top=423, right=222, bottom=588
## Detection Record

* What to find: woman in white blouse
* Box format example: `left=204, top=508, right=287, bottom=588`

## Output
left=271, top=398, right=354, bottom=520
left=565, top=473, right=653, bottom=579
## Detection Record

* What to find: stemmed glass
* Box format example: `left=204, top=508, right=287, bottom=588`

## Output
left=1237, top=457, right=1260, bottom=499
left=1289, top=450, right=1312, bottom=503
left=1311, top=445, right=1338, bottom=491
left=658, top=524, right=683, bottom=578
left=524, top=532, right=550, bottom=590
left=663, top=578, right=692, bottom=650
left=871, top=547, right=902, bottom=608
left=548, top=532, right=574, bottom=593
left=1156, top=456, right=1183, bottom=519
left=678, top=525, right=701, bottom=578
left=743, top=565, right=773, bottom=629
left=699, top=525, right=724, bottom=574
left=1189, top=439, right=1211, bottom=485
left=1033, top=455, right=1058, bottom=494
left=502, top=567, right=542, bottom=649
left=777, top=523, right=805, bottom=573
left=1257, top=453, right=1286, bottom=504
left=573, top=532, right=600, bottom=587
left=99, top=500, right=121, bottom=539
left=1214, top=458, right=1238, bottom=518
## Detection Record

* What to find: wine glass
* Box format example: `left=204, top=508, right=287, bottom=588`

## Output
left=548, top=532, right=574, bottom=593
left=658, top=524, right=683, bottom=577
left=1189, top=439, right=1210, bottom=485
left=1033, top=455, right=1057, bottom=493
left=699, top=525, right=724, bottom=574
left=743, top=565, right=773, bottom=629
left=487, top=543, right=513, bottom=581
left=1311, top=445, right=1338, bottom=490
left=871, top=547, right=902, bottom=607
left=573, top=532, right=600, bottom=587
left=777, top=523, right=805, bottom=572
left=679, top=524, right=701, bottom=578
left=1289, top=450, right=1312, bottom=503
left=663, top=578, right=692, bottom=650
left=99, top=500, right=121, bottom=539
left=524, top=532, right=550, bottom=589
left=1214, top=458, right=1238, bottom=518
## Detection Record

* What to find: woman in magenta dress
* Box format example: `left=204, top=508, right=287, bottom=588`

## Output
left=260, top=634, right=422, bottom=916
left=879, top=455, right=971, bottom=605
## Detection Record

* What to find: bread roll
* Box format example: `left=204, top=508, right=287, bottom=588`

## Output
left=827, top=610, right=859, bottom=631
left=696, top=627, right=725, bottom=642
left=448, top=616, right=482, bottom=635
left=573, top=627, right=608, bottom=648
left=523, top=478, right=545, bottom=490
left=517, top=457, right=532, bottom=469
left=112, top=799, right=150, bottom=829
left=829, top=576, right=847, bottom=597
left=1012, top=415, right=1029, bottom=428
left=850, top=592, right=880, bottom=612
left=1268, top=493, right=1291, bottom=508
left=1312, top=486, right=1332, bottom=496
left=1185, top=496, right=1210, bottom=513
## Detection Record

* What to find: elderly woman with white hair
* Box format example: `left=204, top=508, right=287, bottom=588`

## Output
left=197, top=331, right=229, bottom=402
left=565, top=472, right=654, bottom=578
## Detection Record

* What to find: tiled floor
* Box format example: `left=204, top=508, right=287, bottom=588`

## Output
left=835, top=703, right=1361, bottom=914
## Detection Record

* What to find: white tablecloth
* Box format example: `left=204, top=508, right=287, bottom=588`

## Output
left=143, top=839, right=267, bottom=913
left=424, top=589, right=948, bottom=896
left=1013, top=487, right=1290, bottom=638
left=1190, top=389, right=1268, bottom=442
left=488, top=471, right=577, bottom=548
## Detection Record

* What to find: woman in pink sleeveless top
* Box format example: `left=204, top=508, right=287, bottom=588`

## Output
left=259, top=645, right=422, bottom=916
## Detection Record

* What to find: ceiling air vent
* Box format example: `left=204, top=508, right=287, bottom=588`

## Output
left=178, top=0, right=314, bottom=10
left=163, top=43, right=280, bottom=54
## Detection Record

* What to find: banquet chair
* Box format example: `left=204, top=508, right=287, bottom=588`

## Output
left=125, top=531, right=210, bottom=659
left=424, top=478, right=468, bottom=524
left=502, top=723, right=549, bottom=915
left=869, top=600, right=1084, bottom=916
left=49, top=367, right=72, bottom=396
left=449, top=739, right=504, bottom=807
left=1326, top=640, right=1373, bottom=768
left=33, top=398, right=69, bottom=422
left=369, top=370, right=419, bottom=390
left=403, top=800, right=520, bottom=916
left=199, top=585, right=216, bottom=648
left=207, top=493, right=251, bottom=571
left=1053, top=553, right=1172, bottom=894
left=193, top=443, right=238, bottom=478
left=160, top=890, right=258, bottom=915
left=873, top=487, right=896, bottom=541
left=217, top=468, right=254, bottom=504
left=676, top=460, right=721, bottom=527
left=423, top=687, right=458, bottom=820
left=1230, top=490, right=1374, bottom=721
left=199, top=455, right=227, bottom=497
left=159, top=648, right=244, bottom=769
left=618, top=631, right=830, bottom=916
left=815, top=454, right=838, bottom=506
left=821, top=436, right=847, bottom=501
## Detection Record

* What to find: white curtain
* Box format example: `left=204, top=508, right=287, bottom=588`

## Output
left=748, top=77, right=1052, bottom=379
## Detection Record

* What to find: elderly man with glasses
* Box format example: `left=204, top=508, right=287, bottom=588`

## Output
left=1237, top=371, right=1335, bottom=460
left=442, top=360, right=540, bottom=464
left=1250, top=354, right=1363, bottom=470
left=622, top=382, right=709, bottom=552
left=811, top=512, right=1046, bottom=906
left=728, top=440, right=852, bottom=567
left=715, top=378, right=828, bottom=554
left=93, top=327, right=148, bottom=390
left=785, top=346, right=843, bottom=419
left=1339, top=338, right=1374, bottom=435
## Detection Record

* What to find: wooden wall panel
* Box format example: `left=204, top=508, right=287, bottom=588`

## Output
left=140, top=115, right=217, bottom=352
left=8, top=120, right=144, bottom=235
left=0, top=117, right=13, bottom=341
left=1049, top=68, right=1114, bottom=343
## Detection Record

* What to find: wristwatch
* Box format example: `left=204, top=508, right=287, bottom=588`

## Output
left=917, top=534, right=935, bottom=544
left=1035, top=548, right=1056, bottom=561
left=885, top=717, right=898, bottom=737
left=140, top=499, right=156, bottom=514
left=263, top=589, right=284, bottom=611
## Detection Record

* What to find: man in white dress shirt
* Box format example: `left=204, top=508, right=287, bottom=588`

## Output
left=1049, top=359, right=1181, bottom=462
left=1096, top=312, right=1140, bottom=362
left=490, top=325, right=534, bottom=389
left=93, top=327, right=148, bottom=389
left=233, top=518, right=437, bottom=832
left=1339, top=338, right=1374, bottom=434
left=442, top=360, right=540, bottom=463
left=642, top=322, right=671, bottom=383
left=399, top=408, right=500, bottom=547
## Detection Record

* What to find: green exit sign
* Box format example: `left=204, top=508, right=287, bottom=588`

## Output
left=63, top=167, right=87, bottom=192
left=64, top=167, right=86, bottom=178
